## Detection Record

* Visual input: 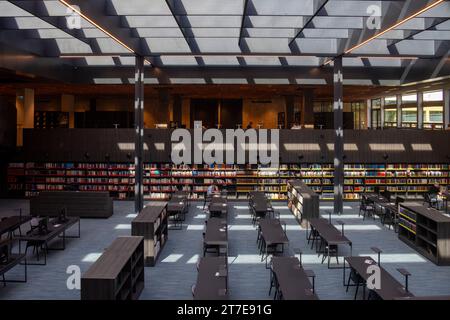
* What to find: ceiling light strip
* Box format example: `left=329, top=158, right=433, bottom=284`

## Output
left=59, top=0, right=133, bottom=53
left=345, top=0, right=445, bottom=54
left=323, top=0, right=445, bottom=66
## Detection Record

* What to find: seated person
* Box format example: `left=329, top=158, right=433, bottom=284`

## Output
left=428, top=183, right=443, bottom=209
left=207, top=183, right=219, bottom=197
left=291, top=122, right=302, bottom=129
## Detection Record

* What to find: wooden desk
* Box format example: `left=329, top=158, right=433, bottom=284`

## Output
left=271, top=257, right=318, bottom=300
left=0, top=251, right=27, bottom=286
left=194, top=256, right=228, bottom=300
left=258, top=219, right=289, bottom=264
left=209, top=197, right=228, bottom=218
left=204, top=218, right=228, bottom=251
left=309, top=218, right=352, bottom=268
left=15, top=217, right=80, bottom=265
left=0, top=215, right=31, bottom=238
left=344, top=256, right=413, bottom=300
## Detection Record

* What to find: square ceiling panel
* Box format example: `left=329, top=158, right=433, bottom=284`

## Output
left=249, top=0, right=314, bottom=16
left=202, top=56, right=240, bottom=66
left=172, top=0, right=244, bottom=15
left=160, top=56, right=198, bottom=66
left=108, top=0, right=171, bottom=15
left=246, top=16, right=303, bottom=28
left=145, top=38, right=191, bottom=53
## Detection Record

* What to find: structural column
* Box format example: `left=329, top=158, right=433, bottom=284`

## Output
left=417, top=92, right=423, bottom=129
left=16, top=88, right=34, bottom=146
left=366, top=99, right=371, bottom=129
left=333, top=57, right=344, bottom=216
left=134, top=56, right=144, bottom=213
left=444, top=89, right=450, bottom=129
left=396, top=94, right=402, bottom=128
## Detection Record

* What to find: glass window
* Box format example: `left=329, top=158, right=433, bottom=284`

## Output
left=422, top=90, right=444, bottom=129
left=384, top=96, right=397, bottom=106
left=351, top=101, right=365, bottom=129
left=423, top=90, right=443, bottom=102
left=423, top=106, right=444, bottom=129
left=384, top=108, right=397, bottom=127
left=402, top=93, right=417, bottom=103
left=401, top=107, right=417, bottom=127
left=371, top=98, right=381, bottom=109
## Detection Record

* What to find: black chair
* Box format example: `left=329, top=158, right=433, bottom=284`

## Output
left=423, top=193, right=438, bottom=209
left=381, top=208, right=397, bottom=231
left=359, top=196, right=375, bottom=220
left=346, top=267, right=365, bottom=300
left=268, top=262, right=280, bottom=299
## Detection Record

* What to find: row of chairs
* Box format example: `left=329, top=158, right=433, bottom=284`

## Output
left=359, top=195, right=405, bottom=231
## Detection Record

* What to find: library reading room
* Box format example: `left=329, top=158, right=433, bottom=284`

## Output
left=1, top=0, right=450, bottom=305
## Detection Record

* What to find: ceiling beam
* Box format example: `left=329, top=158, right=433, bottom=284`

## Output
left=289, top=0, right=329, bottom=46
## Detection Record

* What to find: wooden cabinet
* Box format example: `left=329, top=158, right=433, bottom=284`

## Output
left=81, top=236, right=144, bottom=300
left=132, top=203, right=168, bottom=266
left=399, top=203, right=450, bottom=266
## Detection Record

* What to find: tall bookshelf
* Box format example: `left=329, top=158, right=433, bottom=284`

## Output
left=7, top=162, right=449, bottom=201
left=398, top=203, right=450, bottom=266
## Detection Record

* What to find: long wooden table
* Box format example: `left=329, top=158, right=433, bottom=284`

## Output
left=204, top=218, right=228, bottom=255
left=0, top=215, right=32, bottom=239
left=208, top=196, right=228, bottom=218
left=15, top=217, right=80, bottom=265
left=344, top=256, right=413, bottom=300
left=258, top=218, right=289, bottom=265
left=271, top=257, right=318, bottom=300
left=308, top=218, right=352, bottom=268
left=194, top=256, right=228, bottom=300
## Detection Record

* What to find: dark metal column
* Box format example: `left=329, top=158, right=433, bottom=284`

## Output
left=333, top=57, right=344, bottom=216
left=134, top=55, right=144, bottom=213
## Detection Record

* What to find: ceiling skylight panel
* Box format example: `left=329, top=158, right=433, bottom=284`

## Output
left=284, top=56, right=320, bottom=66
left=313, top=17, right=363, bottom=29
left=145, top=38, right=191, bottom=53
left=13, top=17, right=55, bottom=29
left=42, top=0, right=75, bottom=16
left=190, top=28, right=240, bottom=37
left=0, top=1, right=32, bottom=16
left=292, top=38, right=337, bottom=54
left=195, top=38, right=240, bottom=52
left=184, top=16, right=242, bottom=28
left=55, top=38, right=93, bottom=54
left=245, top=28, right=296, bottom=38
left=136, top=28, right=184, bottom=37
left=202, top=56, right=240, bottom=66
left=108, top=0, right=171, bottom=15
left=243, top=38, right=291, bottom=53
left=125, top=16, right=179, bottom=28
left=37, top=29, right=74, bottom=39
left=324, top=1, right=382, bottom=16
left=95, top=38, right=131, bottom=53
left=84, top=56, right=116, bottom=66
left=160, top=56, right=198, bottom=66
left=174, top=0, right=244, bottom=15
left=243, top=56, right=281, bottom=66
left=246, top=16, right=303, bottom=28
left=301, top=29, right=349, bottom=38
left=249, top=0, right=314, bottom=15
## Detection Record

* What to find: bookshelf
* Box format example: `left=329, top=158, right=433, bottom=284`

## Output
left=7, top=162, right=449, bottom=201
left=131, top=203, right=168, bottom=266
left=81, top=236, right=145, bottom=300
left=398, top=203, right=450, bottom=266
left=287, top=179, right=319, bottom=222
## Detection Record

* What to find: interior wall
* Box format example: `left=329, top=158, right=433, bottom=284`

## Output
left=242, top=97, right=286, bottom=129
